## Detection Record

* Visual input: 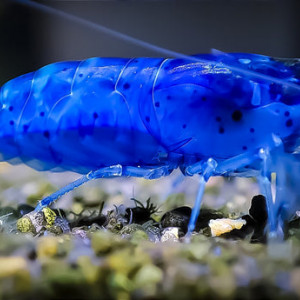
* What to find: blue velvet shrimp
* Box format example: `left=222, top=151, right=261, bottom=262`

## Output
left=0, top=52, right=300, bottom=238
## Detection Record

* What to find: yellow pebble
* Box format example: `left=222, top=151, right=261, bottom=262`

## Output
left=209, top=218, right=246, bottom=237
left=37, top=236, right=58, bottom=258
left=42, top=207, right=56, bottom=226
left=0, top=256, right=28, bottom=278
left=17, top=217, right=35, bottom=233
left=77, top=256, right=99, bottom=284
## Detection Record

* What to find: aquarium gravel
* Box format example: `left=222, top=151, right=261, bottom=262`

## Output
left=0, top=197, right=298, bottom=299
left=0, top=165, right=299, bottom=300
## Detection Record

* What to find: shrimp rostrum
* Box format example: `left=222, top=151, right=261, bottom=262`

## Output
left=0, top=52, right=299, bottom=237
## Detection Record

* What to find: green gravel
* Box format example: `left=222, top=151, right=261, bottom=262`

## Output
left=0, top=231, right=300, bottom=299
left=0, top=166, right=299, bottom=300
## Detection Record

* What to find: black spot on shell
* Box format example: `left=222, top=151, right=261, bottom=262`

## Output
left=182, top=124, right=187, bottom=129
left=218, top=127, right=225, bottom=134
left=155, top=102, right=160, bottom=108
left=123, top=83, right=130, bottom=90
left=242, top=146, right=248, bottom=150
left=201, top=96, right=207, bottom=101
left=79, top=74, right=83, bottom=77
left=167, top=95, right=172, bottom=100
left=8, top=106, right=13, bottom=112
left=250, top=128, right=255, bottom=133
left=232, top=110, right=243, bottom=121
left=93, top=112, right=99, bottom=119
left=63, top=68, right=68, bottom=72
left=284, top=111, right=290, bottom=117
left=145, top=116, right=150, bottom=122
left=286, top=119, right=293, bottom=127
left=43, top=131, right=50, bottom=138
left=9, top=120, right=14, bottom=125
left=40, top=111, right=45, bottom=117
left=216, top=116, right=221, bottom=122
left=23, top=125, right=29, bottom=132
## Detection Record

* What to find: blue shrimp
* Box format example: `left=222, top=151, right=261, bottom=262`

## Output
left=1, top=52, right=300, bottom=238
left=3, top=0, right=300, bottom=239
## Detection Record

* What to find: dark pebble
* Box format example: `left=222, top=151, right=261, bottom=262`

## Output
left=161, top=206, right=191, bottom=233
left=17, top=204, right=35, bottom=217
left=214, top=195, right=268, bottom=242
left=70, top=214, right=107, bottom=228
left=248, top=195, right=267, bottom=243
left=0, top=206, right=19, bottom=221
left=161, top=206, right=223, bottom=234
left=249, top=195, right=267, bottom=224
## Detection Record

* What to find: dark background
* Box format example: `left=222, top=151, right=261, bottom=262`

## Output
left=0, top=0, right=299, bottom=85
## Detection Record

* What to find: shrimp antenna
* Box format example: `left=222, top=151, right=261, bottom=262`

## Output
left=16, top=0, right=300, bottom=92
left=15, top=0, right=192, bottom=60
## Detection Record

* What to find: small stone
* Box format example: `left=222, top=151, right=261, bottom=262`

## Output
left=77, top=256, right=100, bottom=284
left=42, top=207, right=57, bottom=227
left=209, top=218, right=246, bottom=237
left=161, top=206, right=223, bottom=234
left=17, top=216, right=35, bottom=233
left=0, top=207, right=19, bottom=222
left=37, top=236, right=59, bottom=258
left=220, top=215, right=256, bottom=240
left=0, top=256, right=31, bottom=293
left=0, top=256, right=28, bottom=278
left=17, top=204, right=34, bottom=217
left=161, top=227, right=180, bottom=242
left=27, top=211, right=46, bottom=233
left=17, top=210, right=48, bottom=234
left=54, top=216, right=70, bottom=233
left=110, top=272, right=133, bottom=293
left=130, top=230, right=149, bottom=244
left=72, top=227, right=89, bottom=240
left=196, top=208, right=223, bottom=231
left=142, top=221, right=161, bottom=242
left=91, top=231, right=125, bottom=255
left=107, top=247, right=151, bottom=276
left=161, top=206, right=191, bottom=233
left=120, top=224, right=145, bottom=238
left=133, top=264, right=163, bottom=294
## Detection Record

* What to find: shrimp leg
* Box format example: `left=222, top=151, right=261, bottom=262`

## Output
left=257, top=148, right=281, bottom=238
left=35, top=165, right=173, bottom=211
left=184, top=158, right=218, bottom=238
left=184, top=151, right=260, bottom=238
left=184, top=147, right=276, bottom=238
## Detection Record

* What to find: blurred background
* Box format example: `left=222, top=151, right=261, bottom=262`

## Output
left=0, top=0, right=298, bottom=211
left=0, top=0, right=299, bottom=85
